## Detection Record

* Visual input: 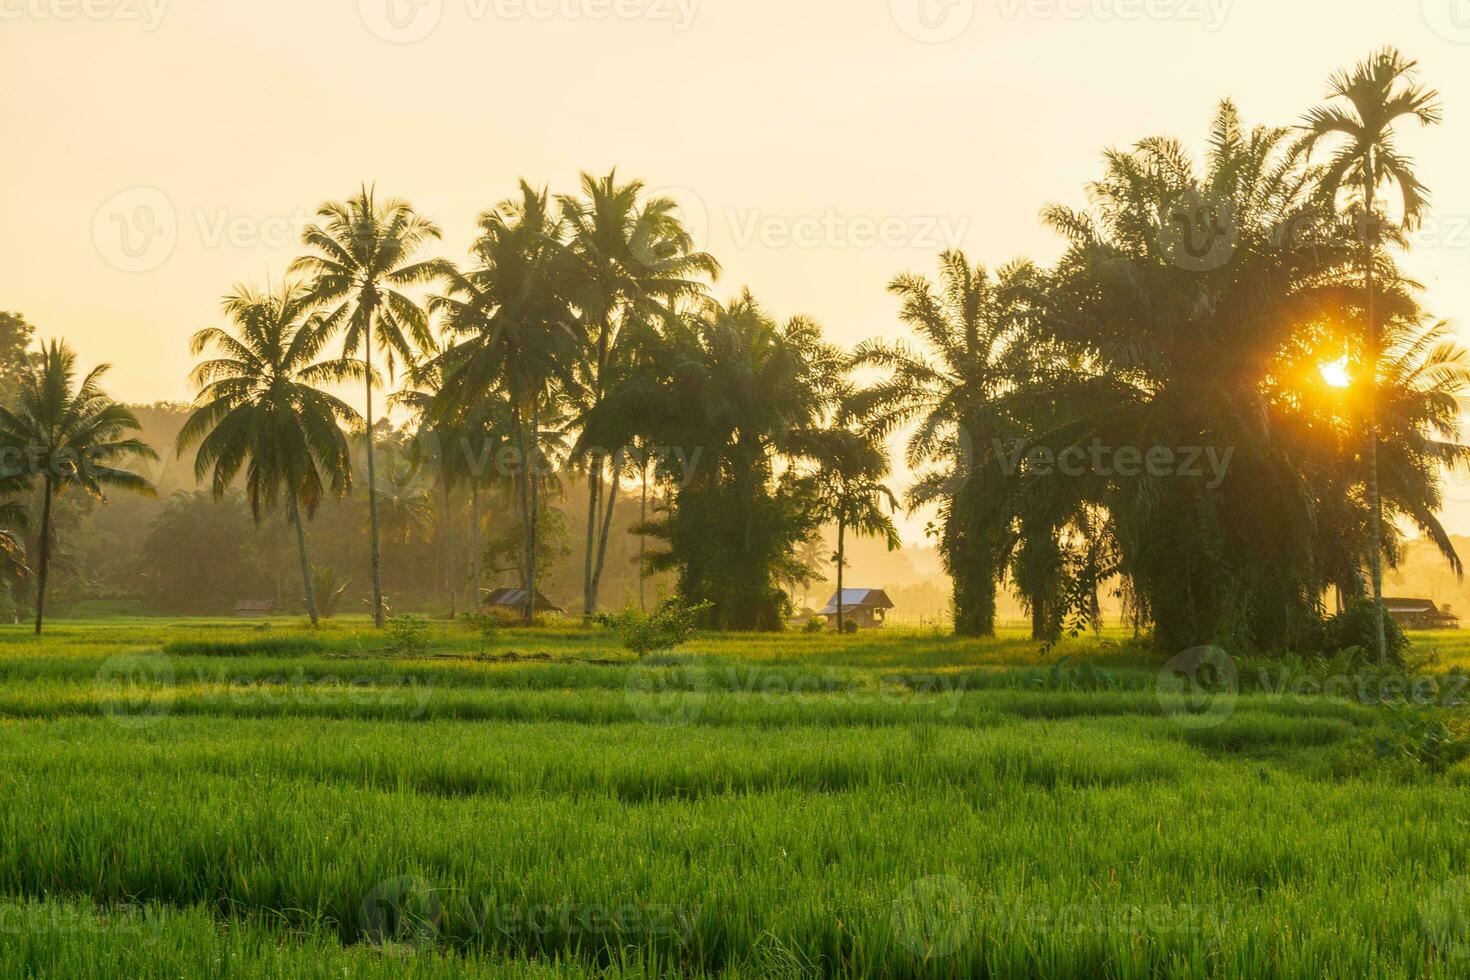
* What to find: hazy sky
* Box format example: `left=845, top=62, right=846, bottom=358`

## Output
left=5, top=0, right=1470, bottom=536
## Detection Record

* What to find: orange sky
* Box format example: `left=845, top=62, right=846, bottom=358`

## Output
left=4, top=0, right=1470, bottom=537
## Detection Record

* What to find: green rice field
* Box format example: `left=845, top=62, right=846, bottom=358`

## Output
left=3, top=618, right=1470, bottom=977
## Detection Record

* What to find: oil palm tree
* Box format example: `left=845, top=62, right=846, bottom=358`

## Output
left=290, top=186, right=451, bottom=627
left=558, top=172, right=719, bottom=618
left=850, top=252, right=1039, bottom=636
left=0, top=341, right=156, bottom=633
left=432, top=183, right=579, bottom=623
left=1301, top=48, right=1443, bottom=666
left=177, top=283, right=363, bottom=627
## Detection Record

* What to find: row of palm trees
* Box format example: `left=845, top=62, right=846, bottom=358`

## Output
left=166, top=174, right=903, bottom=630
left=3, top=49, right=1461, bottom=652
left=855, top=49, right=1467, bottom=659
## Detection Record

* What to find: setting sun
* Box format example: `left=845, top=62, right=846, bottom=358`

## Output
left=1320, top=355, right=1353, bottom=389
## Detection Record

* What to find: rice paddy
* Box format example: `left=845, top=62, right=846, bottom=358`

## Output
left=4, top=618, right=1470, bottom=977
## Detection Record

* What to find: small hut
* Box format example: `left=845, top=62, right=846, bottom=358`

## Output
left=482, top=588, right=565, bottom=615
left=1383, top=598, right=1460, bottom=630
left=233, top=599, right=276, bottom=618
left=819, top=589, right=895, bottom=630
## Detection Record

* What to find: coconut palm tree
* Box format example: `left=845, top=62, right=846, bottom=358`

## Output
left=177, top=283, right=363, bottom=627
left=290, top=186, right=450, bottom=627
left=558, top=172, right=719, bottom=619
left=432, top=183, right=579, bottom=623
left=0, top=341, right=156, bottom=633
left=1301, top=48, right=1443, bottom=666
left=808, top=425, right=902, bottom=633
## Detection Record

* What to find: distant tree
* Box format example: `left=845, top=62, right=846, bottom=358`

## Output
left=0, top=312, right=35, bottom=402
left=139, top=491, right=271, bottom=614
left=176, top=283, right=363, bottom=626
left=291, top=186, right=451, bottom=627
left=0, top=341, right=156, bottom=633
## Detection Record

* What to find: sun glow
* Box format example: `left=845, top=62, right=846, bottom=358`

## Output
left=1319, top=355, right=1353, bottom=389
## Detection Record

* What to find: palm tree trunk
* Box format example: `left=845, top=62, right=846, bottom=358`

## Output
left=1362, top=189, right=1388, bottom=668
left=468, top=482, right=481, bottom=612
left=442, top=483, right=457, bottom=619
left=289, top=492, right=319, bottom=627
left=363, top=340, right=385, bottom=628
left=582, top=463, right=599, bottom=620
left=32, top=478, right=52, bottom=635
left=526, top=408, right=541, bottom=625
left=836, top=519, right=846, bottom=634
left=639, top=460, right=648, bottom=612
left=516, top=404, right=537, bottom=625
left=590, top=462, right=619, bottom=613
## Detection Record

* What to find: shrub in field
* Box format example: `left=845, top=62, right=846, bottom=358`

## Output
left=1035, top=656, right=1117, bottom=692
left=386, top=615, right=431, bottom=656
left=1319, top=600, right=1410, bottom=665
left=802, top=618, right=824, bottom=634
left=311, top=567, right=349, bottom=620
left=600, top=598, right=710, bottom=658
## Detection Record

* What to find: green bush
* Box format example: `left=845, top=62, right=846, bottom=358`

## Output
left=802, top=618, right=825, bottom=634
left=386, top=615, right=431, bottom=657
left=600, top=598, right=710, bottom=659
left=1322, top=599, right=1409, bottom=666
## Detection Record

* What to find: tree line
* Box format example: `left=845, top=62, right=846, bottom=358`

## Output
left=1, top=49, right=1465, bottom=658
